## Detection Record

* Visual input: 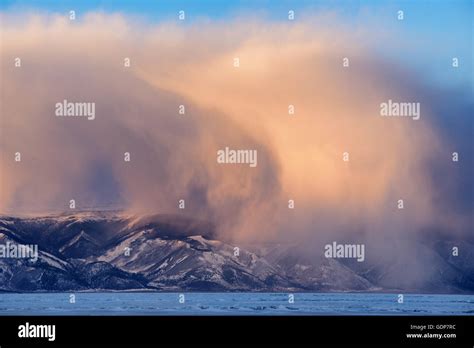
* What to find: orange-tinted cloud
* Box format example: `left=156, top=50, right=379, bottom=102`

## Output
left=0, top=12, right=454, bottom=244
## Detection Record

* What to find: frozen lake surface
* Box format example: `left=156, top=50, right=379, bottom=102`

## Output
left=0, top=292, right=472, bottom=315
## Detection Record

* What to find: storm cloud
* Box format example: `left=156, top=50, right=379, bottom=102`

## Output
left=0, top=12, right=471, bottom=249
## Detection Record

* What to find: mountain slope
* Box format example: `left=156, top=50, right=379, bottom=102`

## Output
left=0, top=212, right=472, bottom=293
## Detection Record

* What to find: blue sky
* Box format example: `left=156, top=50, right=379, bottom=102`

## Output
left=1, top=0, right=472, bottom=88
left=1, top=0, right=472, bottom=25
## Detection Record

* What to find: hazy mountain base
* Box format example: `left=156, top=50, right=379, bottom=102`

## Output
left=0, top=212, right=472, bottom=293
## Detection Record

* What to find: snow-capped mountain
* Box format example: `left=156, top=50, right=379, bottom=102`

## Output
left=0, top=212, right=472, bottom=293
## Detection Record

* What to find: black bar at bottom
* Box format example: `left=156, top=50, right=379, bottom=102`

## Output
left=0, top=316, right=472, bottom=346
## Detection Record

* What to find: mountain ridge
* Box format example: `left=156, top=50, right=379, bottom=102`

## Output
left=0, top=212, right=472, bottom=293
